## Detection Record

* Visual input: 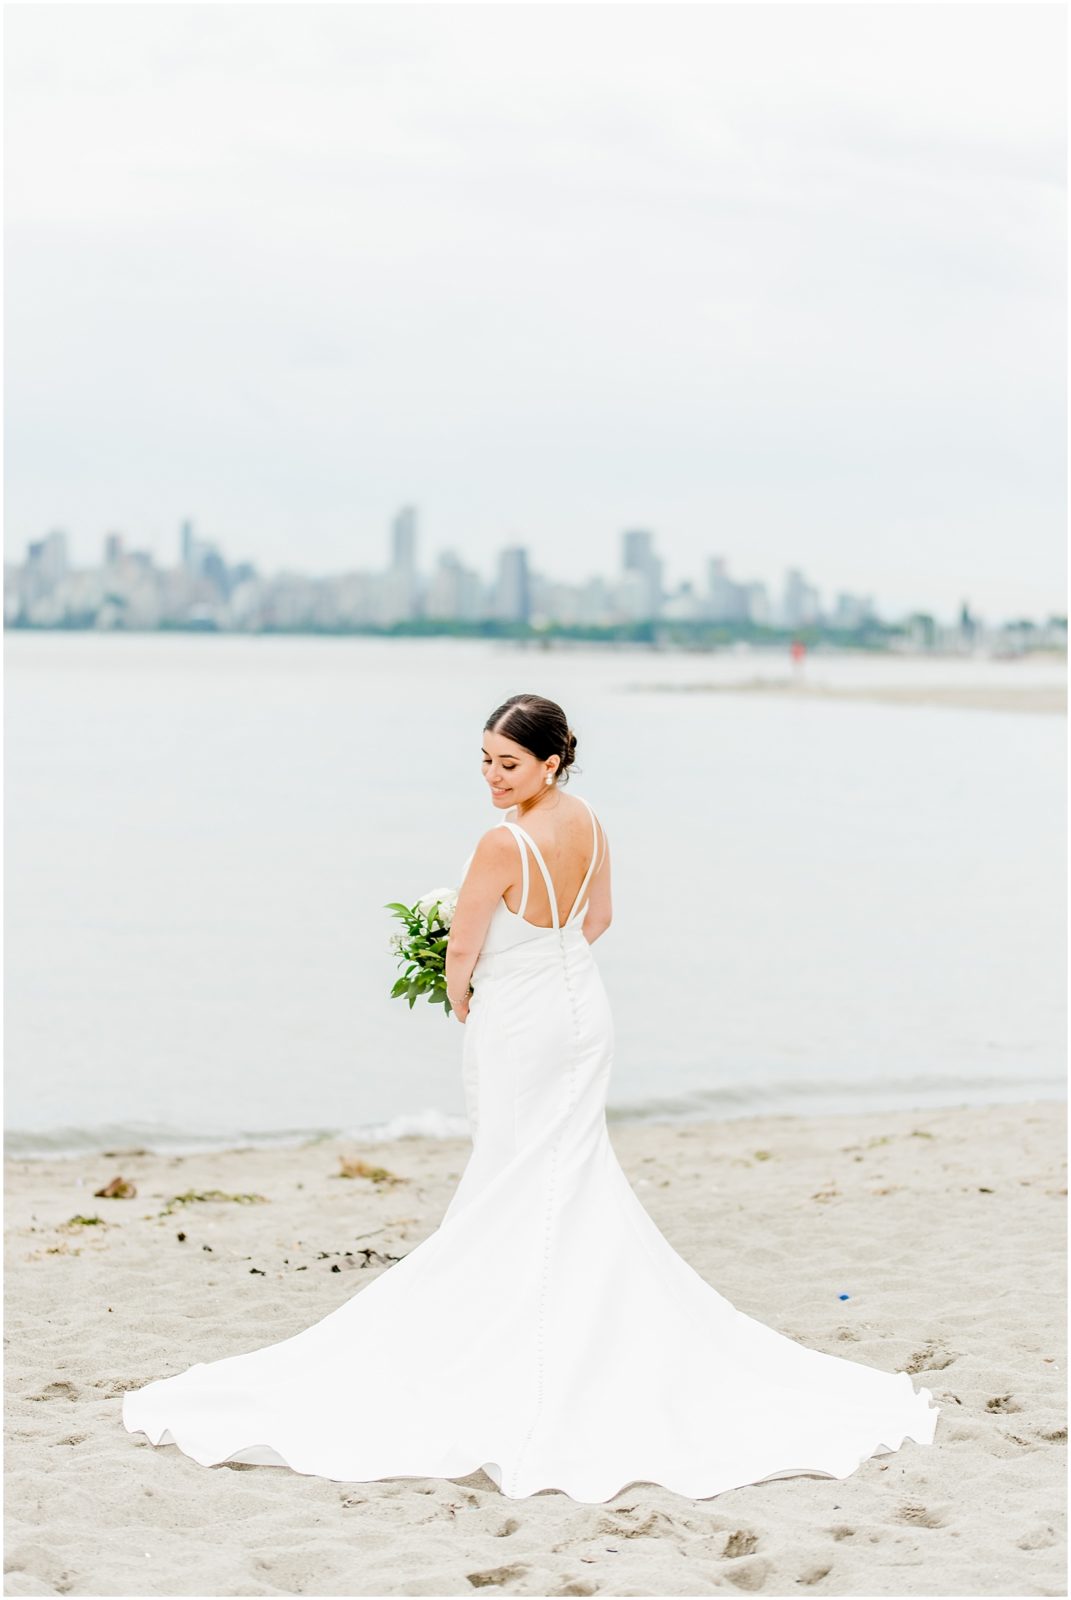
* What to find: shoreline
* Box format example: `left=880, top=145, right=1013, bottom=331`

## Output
left=619, top=679, right=1067, bottom=714
left=5, top=1098, right=1066, bottom=1596
left=7, top=1090, right=1066, bottom=1165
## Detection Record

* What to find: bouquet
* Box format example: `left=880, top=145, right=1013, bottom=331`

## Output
left=385, top=886, right=464, bottom=1016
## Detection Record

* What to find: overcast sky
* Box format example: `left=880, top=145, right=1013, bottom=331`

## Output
left=5, top=4, right=1065, bottom=621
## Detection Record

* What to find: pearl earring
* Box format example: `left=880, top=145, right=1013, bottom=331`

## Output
left=545, top=774, right=553, bottom=786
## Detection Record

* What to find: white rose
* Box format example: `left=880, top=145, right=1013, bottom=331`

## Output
left=417, top=886, right=457, bottom=927
left=438, top=892, right=458, bottom=930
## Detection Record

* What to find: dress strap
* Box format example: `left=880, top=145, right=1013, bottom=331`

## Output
left=502, top=822, right=559, bottom=931
left=500, top=819, right=530, bottom=918
left=564, top=795, right=600, bottom=925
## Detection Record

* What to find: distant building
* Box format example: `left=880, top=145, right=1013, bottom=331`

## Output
left=495, top=546, right=531, bottom=623
left=426, top=550, right=486, bottom=621
left=261, top=572, right=318, bottom=630
left=620, top=528, right=663, bottom=618
left=743, top=581, right=771, bottom=626
left=179, top=519, right=197, bottom=571
left=177, top=518, right=228, bottom=593
left=661, top=580, right=703, bottom=622
left=384, top=505, right=420, bottom=620
left=903, top=612, right=937, bottom=650
left=198, top=546, right=229, bottom=596
left=614, top=569, right=651, bottom=621
left=31, top=529, right=69, bottom=589
left=706, top=556, right=749, bottom=623
left=830, top=591, right=875, bottom=630
left=15, top=531, right=70, bottom=618
left=391, top=505, right=418, bottom=570
left=578, top=575, right=613, bottom=626
left=781, top=567, right=821, bottom=628
left=622, top=529, right=653, bottom=570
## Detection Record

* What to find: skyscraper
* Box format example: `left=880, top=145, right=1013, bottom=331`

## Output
left=495, top=546, right=531, bottom=623
left=620, top=529, right=663, bottom=619
left=38, top=530, right=69, bottom=587
left=781, top=568, right=821, bottom=629
left=391, top=506, right=418, bottom=572
left=23, top=531, right=69, bottom=596
left=179, top=519, right=196, bottom=571
left=622, top=529, right=653, bottom=573
left=388, top=506, right=420, bottom=619
left=706, top=556, right=748, bottom=622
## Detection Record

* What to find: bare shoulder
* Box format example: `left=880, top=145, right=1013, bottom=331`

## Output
left=470, top=822, right=516, bottom=864
left=574, top=792, right=603, bottom=826
left=566, top=795, right=609, bottom=875
left=571, top=792, right=607, bottom=844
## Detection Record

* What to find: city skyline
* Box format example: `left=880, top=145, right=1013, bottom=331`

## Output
left=7, top=508, right=1065, bottom=644
left=5, top=7, right=1064, bottom=622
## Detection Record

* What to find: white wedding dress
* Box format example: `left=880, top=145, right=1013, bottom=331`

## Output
left=122, top=793, right=940, bottom=1502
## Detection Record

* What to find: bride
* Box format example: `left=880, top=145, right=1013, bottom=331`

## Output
left=122, top=691, right=940, bottom=1503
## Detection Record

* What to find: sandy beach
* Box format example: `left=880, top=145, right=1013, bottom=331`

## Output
left=620, top=678, right=1067, bottom=716
left=4, top=1099, right=1065, bottom=1598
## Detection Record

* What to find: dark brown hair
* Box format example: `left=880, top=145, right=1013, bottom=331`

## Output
left=484, top=694, right=578, bottom=785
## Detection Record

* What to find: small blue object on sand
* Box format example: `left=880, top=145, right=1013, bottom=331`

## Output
left=838, top=1293, right=850, bottom=1301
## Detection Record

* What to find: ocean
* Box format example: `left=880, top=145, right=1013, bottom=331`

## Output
left=5, top=631, right=1065, bottom=1156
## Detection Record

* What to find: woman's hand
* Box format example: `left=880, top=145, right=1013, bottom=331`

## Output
left=448, top=988, right=471, bottom=1024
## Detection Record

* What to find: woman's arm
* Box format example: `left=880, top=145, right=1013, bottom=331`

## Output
left=582, top=827, right=613, bottom=944
left=445, top=828, right=516, bottom=1020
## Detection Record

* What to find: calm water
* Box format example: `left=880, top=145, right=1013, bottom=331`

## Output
left=4, top=633, right=1066, bottom=1156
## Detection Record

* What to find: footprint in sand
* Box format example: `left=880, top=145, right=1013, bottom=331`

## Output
left=98, top=1378, right=149, bottom=1398
left=901, top=1344, right=957, bottom=1374
left=467, top=1564, right=528, bottom=1589
left=723, top=1529, right=760, bottom=1558
left=985, top=1393, right=1023, bottom=1413
left=29, top=1381, right=78, bottom=1403
left=724, top=1556, right=771, bottom=1591
left=594, top=1509, right=682, bottom=1542
left=896, top=1502, right=947, bottom=1528
left=1017, top=1524, right=1058, bottom=1550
